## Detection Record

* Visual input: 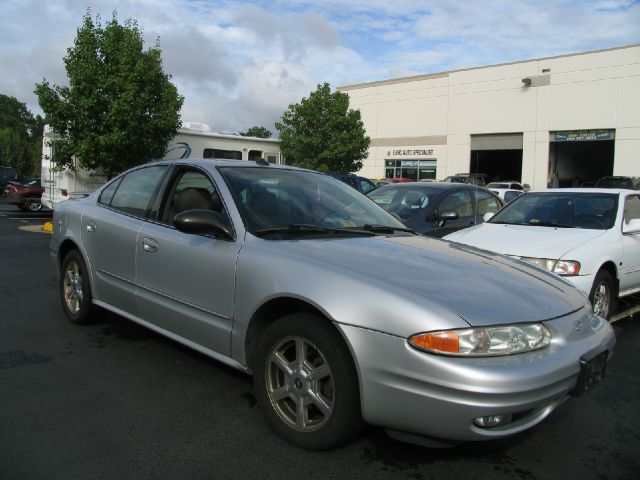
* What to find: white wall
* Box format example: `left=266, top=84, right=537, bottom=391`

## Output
left=342, top=45, right=640, bottom=185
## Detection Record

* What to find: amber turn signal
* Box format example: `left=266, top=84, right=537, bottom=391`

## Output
left=409, top=331, right=460, bottom=353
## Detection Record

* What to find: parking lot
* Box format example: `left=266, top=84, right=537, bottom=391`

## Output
left=1, top=203, right=639, bottom=480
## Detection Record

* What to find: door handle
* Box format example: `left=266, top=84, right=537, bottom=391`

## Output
left=142, top=237, right=159, bottom=253
left=86, top=220, right=97, bottom=233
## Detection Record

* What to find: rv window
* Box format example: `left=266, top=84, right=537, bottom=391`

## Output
left=248, top=150, right=262, bottom=161
left=203, top=149, right=242, bottom=160
left=265, top=153, right=278, bottom=164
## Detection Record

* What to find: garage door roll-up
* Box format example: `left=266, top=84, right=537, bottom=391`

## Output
left=471, top=133, right=523, bottom=151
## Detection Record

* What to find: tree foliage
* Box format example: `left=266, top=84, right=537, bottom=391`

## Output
left=0, top=93, right=43, bottom=176
left=239, top=126, right=272, bottom=138
left=34, top=11, right=183, bottom=179
left=275, top=83, right=369, bottom=172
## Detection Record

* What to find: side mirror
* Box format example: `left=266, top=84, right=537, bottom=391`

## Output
left=173, top=209, right=234, bottom=240
left=437, top=210, right=459, bottom=227
left=483, top=212, right=495, bottom=222
left=623, top=218, right=640, bottom=235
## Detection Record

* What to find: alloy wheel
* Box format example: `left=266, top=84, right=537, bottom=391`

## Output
left=265, top=336, right=334, bottom=432
left=63, top=260, right=83, bottom=314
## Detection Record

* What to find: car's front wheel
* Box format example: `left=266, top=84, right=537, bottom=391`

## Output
left=60, top=250, right=96, bottom=324
left=589, top=270, right=615, bottom=319
left=254, top=313, right=363, bottom=450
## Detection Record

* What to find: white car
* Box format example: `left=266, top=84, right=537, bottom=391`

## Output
left=444, top=188, right=640, bottom=319
left=486, top=181, right=529, bottom=191
left=490, top=188, right=525, bottom=203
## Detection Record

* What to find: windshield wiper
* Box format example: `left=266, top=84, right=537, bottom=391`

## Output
left=254, top=224, right=375, bottom=237
left=360, top=224, right=416, bottom=234
left=528, top=220, right=575, bottom=228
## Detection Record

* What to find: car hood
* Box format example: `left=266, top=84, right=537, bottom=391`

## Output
left=445, top=223, right=606, bottom=259
left=275, top=234, right=586, bottom=326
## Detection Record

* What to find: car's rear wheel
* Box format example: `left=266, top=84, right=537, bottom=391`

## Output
left=25, top=198, right=42, bottom=211
left=589, top=270, right=615, bottom=319
left=60, top=250, right=96, bottom=324
left=254, top=313, right=363, bottom=450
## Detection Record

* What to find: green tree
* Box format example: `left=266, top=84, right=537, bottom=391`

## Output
left=0, top=94, right=43, bottom=175
left=275, top=83, right=369, bottom=172
left=35, top=11, right=183, bottom=179
left=239, top=126, right=273, bottom=138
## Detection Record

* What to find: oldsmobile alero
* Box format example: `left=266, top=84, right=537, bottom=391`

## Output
left=50, top=159, right=615, bottom=449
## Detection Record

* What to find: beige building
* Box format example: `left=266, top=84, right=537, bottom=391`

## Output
left=339, top=44, right=640, bottom=188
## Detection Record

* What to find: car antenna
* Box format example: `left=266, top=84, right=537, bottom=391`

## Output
left=255, top=157, right=270, bottom=166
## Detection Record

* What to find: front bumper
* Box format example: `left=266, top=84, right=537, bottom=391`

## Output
left=338, top=308, right=615, bottom=442
left=564, top=273, right=596, bottom=297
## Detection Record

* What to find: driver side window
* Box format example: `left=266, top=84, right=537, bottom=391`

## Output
left=439, top=190, right=472, bottom=216
left=161, top=169, right=226, bottom=225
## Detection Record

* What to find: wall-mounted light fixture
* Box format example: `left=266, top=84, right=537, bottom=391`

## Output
left=522, top=77, right=532, bottom=87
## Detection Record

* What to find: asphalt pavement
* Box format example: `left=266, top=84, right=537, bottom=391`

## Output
left=1, top=203, right=639, bottom=480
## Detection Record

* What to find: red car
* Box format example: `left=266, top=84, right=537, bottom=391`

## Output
left=2, top=179, right=45, bottom=211
left=384, top=177, right=415, bottom=183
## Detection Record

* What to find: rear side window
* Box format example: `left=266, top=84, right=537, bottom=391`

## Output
left=107, top=165, right=168, bottom=218
left=357, top=177, right=376, bottom=194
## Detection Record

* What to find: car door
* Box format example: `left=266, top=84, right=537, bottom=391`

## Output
left=135, top=167, right=241, bottom=355
left=473, top=189, right=504, bottom=224
left=620, top=193, right=640, bottom=293
left=433, top=189, right=474, bottom=237
left=81, top=164, right=169, bottom=314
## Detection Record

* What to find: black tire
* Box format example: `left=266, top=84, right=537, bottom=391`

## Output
left=25, top=198, right=42, bottom=212
left=589, top=270, right=616, bottom=320
left=254, top=313, right=363, bottom=450
left=60, top=250, right=96, bottom=324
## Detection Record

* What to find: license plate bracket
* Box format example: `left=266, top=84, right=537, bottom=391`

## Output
left=570, top=351, right=608, bottom=396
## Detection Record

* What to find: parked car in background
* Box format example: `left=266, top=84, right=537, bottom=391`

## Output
left=594, top=176, right=640, bottom=190
left=445, top=188, right=640, bottom=319
left=486, top=180, right=530, bottom=191
left=490, top=188, right=526, bottom=203
left=367, top=183, right=504, bottom=237
left=384, top=177, right=415, bottom=183
left=0, top=165, right=18, bottom=192
left=326, top=172, right=377, bottom=194
left=442, top=173, right=487, bottom=186
left=51, top=159, right=614, bottom=449
left=2, top=178, right=45, bottom=211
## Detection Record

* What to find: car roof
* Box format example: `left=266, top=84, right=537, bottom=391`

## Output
left=531, top=188, right=631, bottom=194
left=158, top=158, right=310, bottom=172
left=376, top=182, right=490, bottom=191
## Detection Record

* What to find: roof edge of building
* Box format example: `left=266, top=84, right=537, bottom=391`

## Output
left=337, top=43, right=640, bottom=92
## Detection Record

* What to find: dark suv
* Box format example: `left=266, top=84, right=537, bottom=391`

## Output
left=326, top=172, right=377, bottom=194
left=594, top=176, right=640, bottom=190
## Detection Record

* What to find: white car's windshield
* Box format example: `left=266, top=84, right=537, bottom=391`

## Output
left=219, top=167, right=408, bottom=237
left=489, top=192, right=618, bottom=230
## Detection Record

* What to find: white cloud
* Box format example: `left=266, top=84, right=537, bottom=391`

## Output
left=0, top=0, right=638, bottom=134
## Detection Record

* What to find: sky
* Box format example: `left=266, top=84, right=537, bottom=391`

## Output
left=1, top=0, right=639, bottom=134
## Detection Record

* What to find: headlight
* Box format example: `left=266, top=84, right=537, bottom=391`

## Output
left=519, top=257, right=581, bottom=276
left=409, top=323, right=551, bottom=356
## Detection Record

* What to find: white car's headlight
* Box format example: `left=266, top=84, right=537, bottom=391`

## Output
left=409, top=323, right=551, bottom=356
left=519, top=257, right=581, bottom=276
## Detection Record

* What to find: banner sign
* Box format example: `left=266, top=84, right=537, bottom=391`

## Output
left=552, top=130, right=614, bottom=142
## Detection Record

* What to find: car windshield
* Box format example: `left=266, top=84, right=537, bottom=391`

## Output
left=368, top=186, right=438, bottom=219
left=219, top=167, right=407, bottom=237
left=489, top=192, right=618, bottom=230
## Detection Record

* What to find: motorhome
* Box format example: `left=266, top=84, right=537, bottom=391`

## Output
left=41, top=123, right=282, bottom=209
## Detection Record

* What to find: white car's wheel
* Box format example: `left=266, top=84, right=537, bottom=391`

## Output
left=589, top=270, right=615, bottom=319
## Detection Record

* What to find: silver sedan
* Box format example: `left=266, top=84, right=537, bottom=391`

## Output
left=51, top=159, right=615, bottom=449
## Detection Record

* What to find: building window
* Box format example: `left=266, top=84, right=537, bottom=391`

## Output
left=203, top=149, right=242, bottom=160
